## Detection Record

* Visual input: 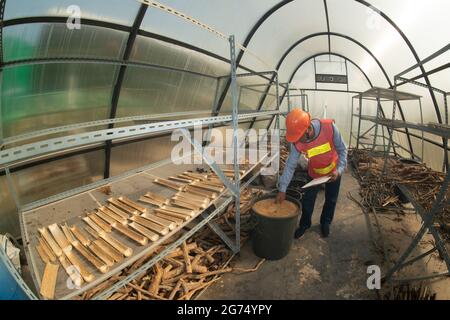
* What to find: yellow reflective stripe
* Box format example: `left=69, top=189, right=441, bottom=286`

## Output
left=313, top=162, right=336, bottom=175
left=307, top=142, right=331, bottom=158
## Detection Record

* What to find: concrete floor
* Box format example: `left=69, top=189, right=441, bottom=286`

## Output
left=200, top=172, right=379, bottom=300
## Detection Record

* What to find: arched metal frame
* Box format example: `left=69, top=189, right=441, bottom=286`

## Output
left=0, top=0, right=447, bottom=173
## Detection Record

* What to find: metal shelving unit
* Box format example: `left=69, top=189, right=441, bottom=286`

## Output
left=0, top=34, right=282, bottom=299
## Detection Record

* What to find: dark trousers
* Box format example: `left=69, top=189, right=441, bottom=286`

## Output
left=299, top=176, right=342, bottom=228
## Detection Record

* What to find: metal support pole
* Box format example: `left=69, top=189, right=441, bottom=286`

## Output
left=229, top=35, right=240, bottom=253
left=444, top=93, right=449, bottom=172
left=349, top=97, right=354, bottom=147
left=356, top=95, right=363, bottom=149
left=419, top=98, right=424, bottom=162
left=382, top=97, right=397, bottom=175
left=286, top=83, right=291, bottom=112
left=205, top=78, right=221, bottom=144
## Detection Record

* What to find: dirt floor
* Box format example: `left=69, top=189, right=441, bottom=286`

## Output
left=199, top=171, right=450, bottom=300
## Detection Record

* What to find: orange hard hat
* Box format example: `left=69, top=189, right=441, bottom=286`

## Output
left=285, top=109, right=311, bottom=143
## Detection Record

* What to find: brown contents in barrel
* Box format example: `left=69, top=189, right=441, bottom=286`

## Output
left=253, top=198, right=298, bottom=218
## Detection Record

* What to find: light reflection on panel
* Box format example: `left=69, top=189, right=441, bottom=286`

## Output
left=0, top=176, right=20, bottom=237
left=3, top=24, right=127, bottom=62
left=1, top=63, right=117, bottom=137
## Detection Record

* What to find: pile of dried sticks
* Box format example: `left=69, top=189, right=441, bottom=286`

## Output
left=350, top=149, right=449, bottom=234
left=382, top=282, right=436, bottom=300
left=79, top=187, right=262, bottom=300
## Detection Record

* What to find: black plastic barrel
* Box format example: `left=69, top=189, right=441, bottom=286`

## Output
left=251, top=193, right=301, bottom=260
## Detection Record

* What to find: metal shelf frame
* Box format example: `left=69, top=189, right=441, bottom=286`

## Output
left=1, top=33, right=282, bottom=299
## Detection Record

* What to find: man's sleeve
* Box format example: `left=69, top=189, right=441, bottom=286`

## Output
left=332, top=122, right=348, bottom=175
left=278, top=144, right=301, bottom=192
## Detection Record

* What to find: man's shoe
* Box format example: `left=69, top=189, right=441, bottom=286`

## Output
left=294, top=225, right=310, bottom=239
left=321, top=224, right=330, bottom=238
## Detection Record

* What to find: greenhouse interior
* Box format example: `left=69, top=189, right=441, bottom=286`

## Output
left=0, top=0, right=449, bottom=301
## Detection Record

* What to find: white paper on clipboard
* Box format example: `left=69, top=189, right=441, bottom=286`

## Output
left=301, top=176, right=331, bottom=189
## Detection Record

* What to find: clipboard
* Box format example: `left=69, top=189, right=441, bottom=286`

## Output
left=301, top=176, right=331, bottom=189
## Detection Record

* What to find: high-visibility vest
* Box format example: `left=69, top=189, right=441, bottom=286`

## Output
left=294, top=119, right=339, bottom=179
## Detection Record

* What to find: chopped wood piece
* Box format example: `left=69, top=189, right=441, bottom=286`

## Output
left=39, top=238, right=57, bottom=262
left=106, top=205, right=129, bottom=220
left=94, top=238, right=123, bottom=262
left=185, top=186, right=217, bottom=198
left=108, top=198, right=139, bottom=215
left=176, top=191, right=209, bottom=202
left=130, top=215, right=169, bottom=235
left=153, top=178, right=184, bottom=191
left=191, top=181, right=224, bottom=193
left=168, top=279, right=183, bottom=300
left=191, top=255, right=208, bottom=273
left=169, top=176, right=192, bottom=183
left=95, top=210, right=116, bottom=226
left=154, top=209, right=190, bottom=221
left=173, top=193, right=208, bottom=205
left=48, top=223, right=72, bottom=253
left=65, top=250, right=95, bottom=282
left=148, top=263, right=163, bottom=295
left=61, top=223, right=76, bottom=245
left=89, top=242, right=115, bottom=267
left=38, top=227, right=62, bottom=257
left=160, top=205, right=195, bottom=217
left=141, top=213, right=176, bottom=230
left=166, top=243, right=197, bottom=258
left=112, top=223, right=148, bottom=246
left=183, top=172, right=208, bottom=180
left=40, top=263, right=59, bottom=299
left=88, top=213, right=112, bottom=232
left=98, top=206, right=128, bottom=225
left=162, top=266, right=184, bottom=280
left=178, top=173, right=200, bottom=181
left=70, top=225, right=91, bottom=246
left=99, top=233, right=133, bottom=257
left=82, top=216, right=105, bottom=236
left=73, top=242, right=109, bottom=273
left=182, top=241, right=193, bottom=274
left=118, top=196, right=147, bottom=213
left=172, top=198, right=205, bottom=210
left=36, top=244, right=50, bottom=264
left=145, top=192, right=170, bottom=205
left=190, top=267, right=232, bottom=279
left=139, top=196, right=165, bottom=207
left=59, top=254, right=83, bottom=288
left=129, top=222, right=159, bottom=242
left=154, top=212, right=184, bottom=225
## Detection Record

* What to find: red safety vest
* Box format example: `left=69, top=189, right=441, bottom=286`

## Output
left=294, top=119, right=339, bottom=179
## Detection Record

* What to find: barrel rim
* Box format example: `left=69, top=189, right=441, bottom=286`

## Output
left=251, top=193, right=301, bottom=220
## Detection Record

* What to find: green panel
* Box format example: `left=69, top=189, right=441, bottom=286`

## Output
left=116, top=66, right=218, bottom=118
left=3, top=24, right=127, bottom=62
left=1, top=63, right=117, bottom=138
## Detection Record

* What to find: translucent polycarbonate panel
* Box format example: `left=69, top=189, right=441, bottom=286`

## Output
left=291, top=60, right=316, bottom=89
left=346, top=63, right=371, bottom=93
left=241, top=0, right=327, bottom=72
left=110, top=135, right=176, bottom=176
left=329, top=37, right=388, bottom=87
left=315, top=56, right=347, bottom=74
left=327, top=0, right=415, bottom=81
left=396, top=83, right=440, bottom=125
left=1, top=63, right=117, bottom=138
left=369, top=0, right=450, bottom=64
left=278, top=36, right=329, bottom=82
left=116, top=66, right=217, bottom=118
left=5, top=0, right=139, bottom=26
left=140, top=0, right=278, bottom=59
left=411, top=137, right=444, bottom=171
left=0, top=176, right=20, bottom=237
left=11, top=149, right=104, bottom=210
left=131, top=36, right=230, bottom=77
left=3, top=24, right=127, bottom=62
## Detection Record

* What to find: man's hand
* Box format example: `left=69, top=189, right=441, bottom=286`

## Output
left=276, top=192, right=286, bottom=204
left=328, top=171, right=340, bottom=182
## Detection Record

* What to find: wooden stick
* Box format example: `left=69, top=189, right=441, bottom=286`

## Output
left=61, top=223, right=76, bottom=245
left=108, top=198, right=139, bottom=215
left=183, top=172, right=208, bottom=180
left=164, top=257, right=184, bottom=268
left=168, top=279, right=183, bottom=300
left=95, top=210, right=116, bottom=226
left=118, top=196, right=147, bottom=213
left=48, top=224, right=72, bottom=253
left=160, top=205, right=195, bottom=216
left=185, top=186, right=217, bottom=198
left=178, top=173, right=200, bottom=181
left=141, top=213, right=176, bottom=230
left=38, top=228, right=62, bottom=257
left=148, top=263, right=163, bottom=295
left=65, top=250, right=95, bottom=282
left=39, top=238, right=57, bottom=262
left=98, top=206, right=128, bottom=225
left=139, top=196, right=165, bottom=207
left=182, top=242, right=193, bottom=274
left=82, top=216, right=105, bottom=236
left=59, top=254, right=83, bottom=288
left=166, top=243, right=198, bottom=258
left=171, top=199, right=201, bottom=211
left=191, top=182, right=224, bottom=193
left=154, top=212, right=184, bottom=225
left=169, top=176, right=193, bottom=184
left=190, top=267, right=232, bottom=279
left=112, top=223, right=148, bottom=246
left=172, top=196, right=208, bottom=209
left=36, top=244, right=50, bottom=264
left=73, top=242, right=109, bottom=273
left=99, top=233, right=133, bottom=257
left=40, top=263, right=59, bottom=299
left=145, top=192, right=170, bottom=205
left=176, top=191, right=209, bottom=202
left=106, top=205, right=129, bottom=220
left=88, top=213, right=112, bottom=232
left=154, top=209, right=190, bottom=221
left=130, top=215, right=169, bottom=235
left=153, top=178, right=184, bottom=191
left=94, top=238, right=123, bottom=262
left=191, top=255, right=208, bottom=273
left=89, top=242, right=115, bottom=267
left=129, top=222, right=159, bottom=242
left=70, top=225, right=91, bottom=246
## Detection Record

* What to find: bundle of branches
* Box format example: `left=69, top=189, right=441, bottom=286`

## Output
left=382, top=282, right=436, bottom=300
